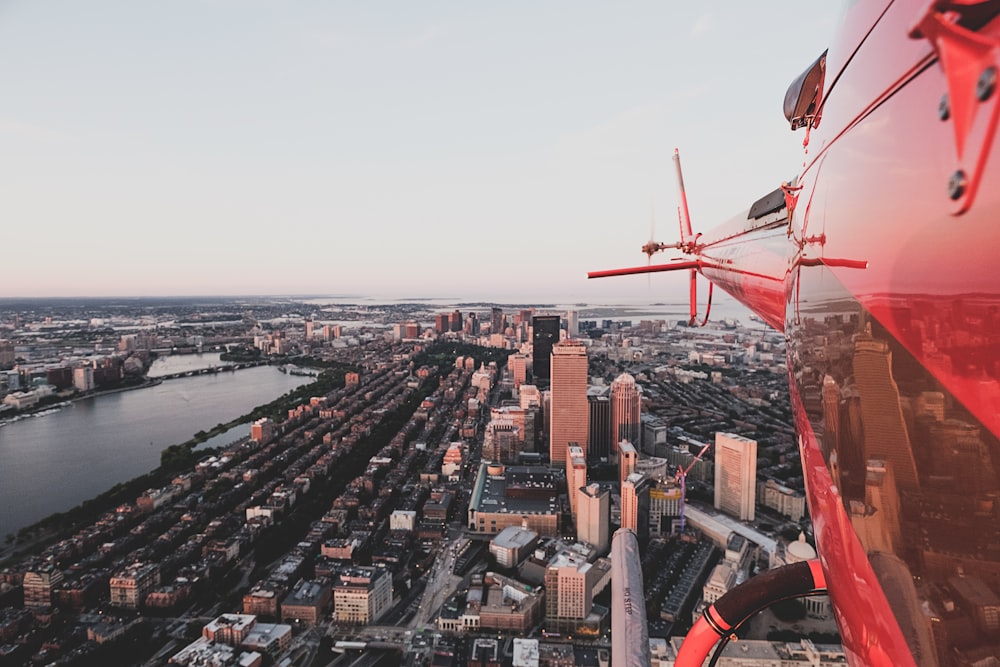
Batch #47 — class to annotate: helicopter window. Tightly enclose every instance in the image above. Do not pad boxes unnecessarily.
[747,187,786,220]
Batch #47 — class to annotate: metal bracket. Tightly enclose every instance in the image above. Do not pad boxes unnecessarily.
[911,0,1000,214]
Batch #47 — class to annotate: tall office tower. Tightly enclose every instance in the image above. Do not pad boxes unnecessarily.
[611,373,641,456]
[510,354,528,389]
[618,441,638,487]
[577,483,610,553]
[565,310,578,338]
[566,444,587,519]
[621,472,652,544]
[404,321,420,339]
[587,386,612,460]
[23,564,63,609]
[713,432,758,521]
[450,309,463,332]
[852,327,920,493]
[304,319,314,341]
[491,307,504,335]
[640,413,667,455]
[549,340,589,463]
[435,313,450,334]
[531,315,561,386]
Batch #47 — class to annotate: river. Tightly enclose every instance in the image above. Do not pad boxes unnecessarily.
[0,354,311,540]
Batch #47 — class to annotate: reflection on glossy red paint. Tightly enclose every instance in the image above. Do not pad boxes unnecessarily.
[592,1,1000,664]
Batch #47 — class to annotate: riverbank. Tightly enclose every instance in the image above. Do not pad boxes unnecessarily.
[0,363,353,563]
[2,358,278,428]
[0,365,317,549]
[0,378,163,427]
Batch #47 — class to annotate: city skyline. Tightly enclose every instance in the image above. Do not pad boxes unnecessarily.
[0,292,832,664]
[1,1,840,299]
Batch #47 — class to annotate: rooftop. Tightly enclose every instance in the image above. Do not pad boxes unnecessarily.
[493,526,539,550]
[204,613,255,635]
[471,463,561,516]
[283,579,327,606]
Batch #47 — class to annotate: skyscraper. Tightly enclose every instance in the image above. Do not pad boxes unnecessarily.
[713,432,758,521]
[618,441,638,487]
[577,483,610,553]
[852,329,920,493]
[565,310,578,338]
[531,315,561,386]
[566,444,587,519]
[587,386,612,460]
[491,307,504,335]
[611,373,641,455]
[549,340,589,463]
[621,472,651,544]
[640,413,667,456]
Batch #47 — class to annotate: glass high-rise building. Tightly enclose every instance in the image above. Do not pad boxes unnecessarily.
[587,386,611,460]
[532,315,561,386]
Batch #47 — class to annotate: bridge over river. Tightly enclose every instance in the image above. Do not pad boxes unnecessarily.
[153,360,268,380]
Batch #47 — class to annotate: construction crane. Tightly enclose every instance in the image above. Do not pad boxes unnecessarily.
[678,441,711,533]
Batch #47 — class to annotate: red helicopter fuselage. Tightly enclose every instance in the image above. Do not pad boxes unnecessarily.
[595,1,1000,664]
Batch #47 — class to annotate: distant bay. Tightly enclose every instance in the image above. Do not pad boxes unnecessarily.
[0,355,311,540]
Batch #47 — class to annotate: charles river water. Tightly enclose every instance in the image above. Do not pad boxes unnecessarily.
[0,354,312,541]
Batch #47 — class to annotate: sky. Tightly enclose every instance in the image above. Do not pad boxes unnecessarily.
[0,1,842,302]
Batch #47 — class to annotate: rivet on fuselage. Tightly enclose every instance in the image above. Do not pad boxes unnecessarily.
[977,66,997,102]
[938,93,950,120]
[948,170,967,200]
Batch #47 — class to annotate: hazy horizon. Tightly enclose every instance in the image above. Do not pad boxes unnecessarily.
[1,1,841,299]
